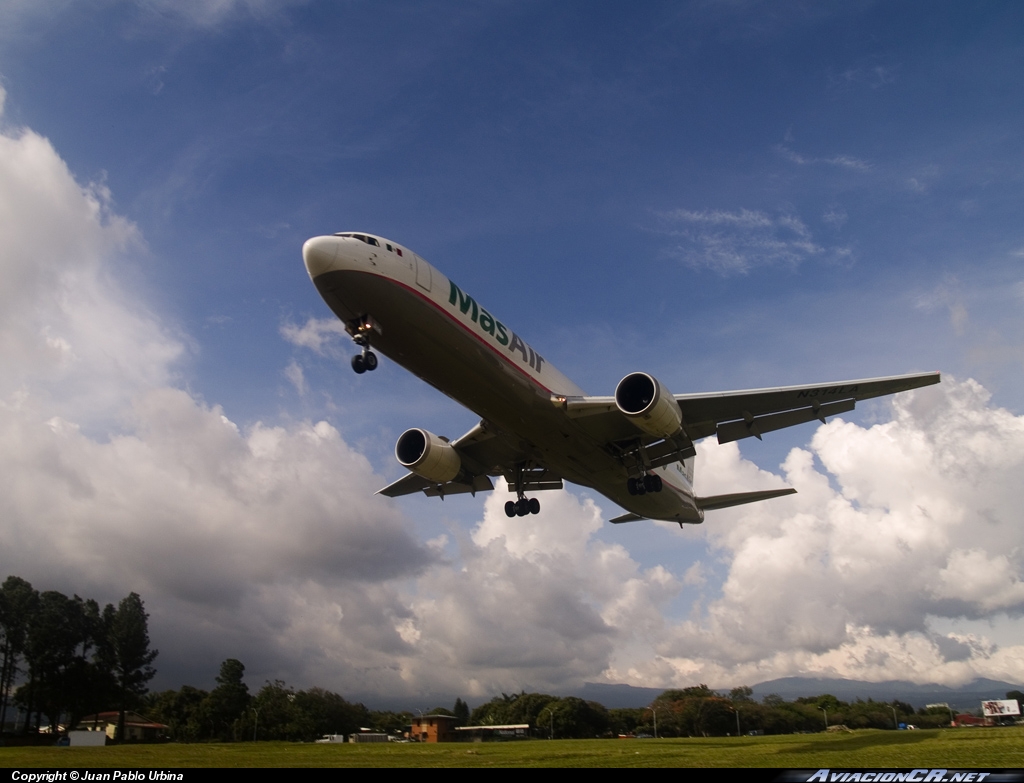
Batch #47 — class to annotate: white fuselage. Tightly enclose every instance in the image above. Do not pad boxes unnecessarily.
[303,232,703,523]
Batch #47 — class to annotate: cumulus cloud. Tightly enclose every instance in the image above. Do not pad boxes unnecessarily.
[0,85,437,694]
[280,316,349,356]
[393,490,681,697]
[659,208,850,274]
[0,104,181,424]
[639,378,1024,689]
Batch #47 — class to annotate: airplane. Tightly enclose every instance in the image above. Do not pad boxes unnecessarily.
[302,231,940,525]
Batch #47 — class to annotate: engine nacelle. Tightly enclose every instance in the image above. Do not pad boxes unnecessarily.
[395,428,461,484]
[614,372,683,439]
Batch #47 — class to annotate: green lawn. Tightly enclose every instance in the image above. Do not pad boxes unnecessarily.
[3,728,1024,768]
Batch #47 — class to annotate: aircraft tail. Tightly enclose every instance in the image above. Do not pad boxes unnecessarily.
[695,487,796,511]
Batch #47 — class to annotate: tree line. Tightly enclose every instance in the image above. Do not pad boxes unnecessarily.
[459,685,1019,738]
[144,678,1015,743]
[0,575,157,740]
[145,659,382,742]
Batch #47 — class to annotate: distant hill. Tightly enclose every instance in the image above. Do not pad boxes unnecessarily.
[364,676,1024,712]
[575,677,1024,712]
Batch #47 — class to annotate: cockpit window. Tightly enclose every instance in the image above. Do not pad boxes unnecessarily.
[332,233,383,248]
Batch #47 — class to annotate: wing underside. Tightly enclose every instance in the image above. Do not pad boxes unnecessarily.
[377,420,564,498]
[558,371,939,447]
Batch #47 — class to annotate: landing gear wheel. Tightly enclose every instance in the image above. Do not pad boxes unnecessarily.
[529,498,540,515]
[627,477,637,496]
[351,354,366,374]
[364,351,378,371]
[505,501,516,518]
[515,498,530,517]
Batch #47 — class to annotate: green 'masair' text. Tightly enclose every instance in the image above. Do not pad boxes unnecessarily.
[449,280,545,373]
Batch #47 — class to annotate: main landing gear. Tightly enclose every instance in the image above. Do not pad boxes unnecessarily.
[505,497,541,517]
[349,316,378,374]
[627,473,663,496]
[505,463,541,517]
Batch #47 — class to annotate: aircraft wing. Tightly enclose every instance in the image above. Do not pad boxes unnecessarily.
[377,420,559,498]
[676,371,940,443]
[378,471,493,498]
[558,371,940,448]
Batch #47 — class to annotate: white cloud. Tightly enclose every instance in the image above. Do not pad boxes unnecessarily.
[284,359,307,395]
[0,103,181,423]
[396,490,681,696]
[659,208,849,274]
[133,0,307,28]
[776,145,871,171]
[830,63,899,91]
[280,316,349,356]
[0,0,307,35]
[822,206,848,228]
[641,377,1024,688]
[0,86,436,695]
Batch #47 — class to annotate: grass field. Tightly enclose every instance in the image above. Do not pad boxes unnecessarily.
[2,728,1024,768]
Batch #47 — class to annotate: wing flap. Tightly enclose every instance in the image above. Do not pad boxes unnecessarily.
[716,398,855,444]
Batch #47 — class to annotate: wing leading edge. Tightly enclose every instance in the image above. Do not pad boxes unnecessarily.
[559,371,939,446]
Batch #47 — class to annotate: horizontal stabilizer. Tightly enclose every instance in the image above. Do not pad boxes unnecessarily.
[696,487,796,511]
[609,512,646,524]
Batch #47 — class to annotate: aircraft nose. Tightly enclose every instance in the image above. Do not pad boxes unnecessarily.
[302,235,340,279]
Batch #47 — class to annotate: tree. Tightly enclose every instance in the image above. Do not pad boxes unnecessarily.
[20,590,85,733]
[546,697,609,739]
[206,659,250,741]
[145,686,208,742]
[453,697,469,724]
[0,577,38,732]
[245,681,309,741]
[108,593,158,741]
[292,687,370,740]
[730,685,754,702]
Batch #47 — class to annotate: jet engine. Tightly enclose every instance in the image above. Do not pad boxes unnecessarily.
[614,372,683,438]
[395,428,461,484]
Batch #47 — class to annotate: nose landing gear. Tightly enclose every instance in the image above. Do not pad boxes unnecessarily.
[351,350,377,374]
[349,316,379,374]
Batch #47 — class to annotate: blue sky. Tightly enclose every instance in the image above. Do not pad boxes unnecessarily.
[1,1,1023,703]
